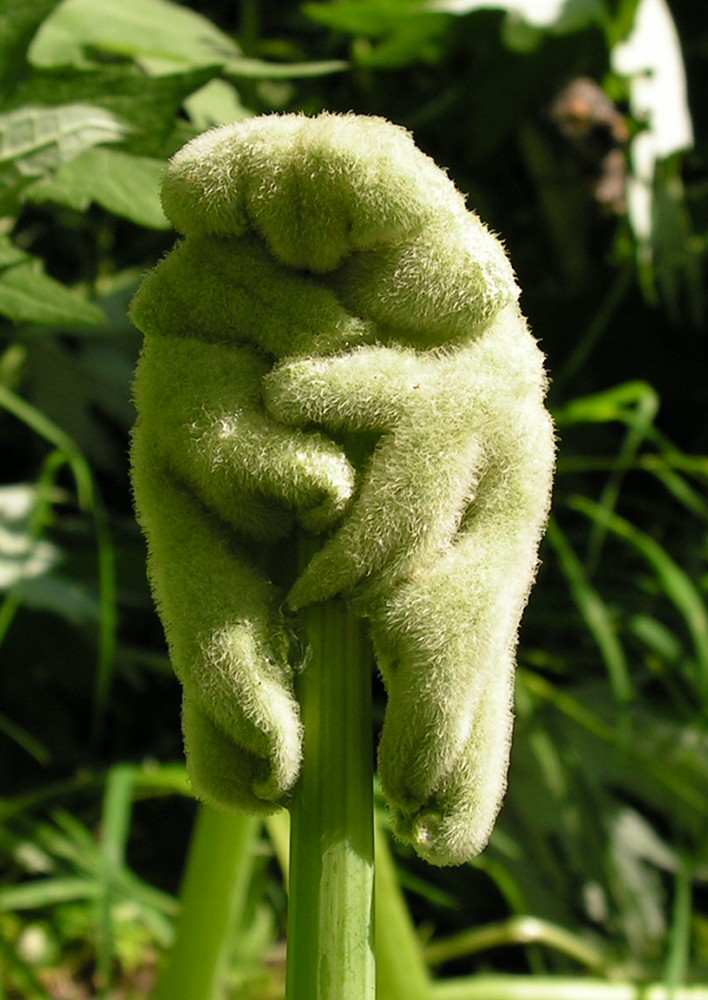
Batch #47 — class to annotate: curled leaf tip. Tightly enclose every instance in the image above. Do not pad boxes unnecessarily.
[130,112,554,865]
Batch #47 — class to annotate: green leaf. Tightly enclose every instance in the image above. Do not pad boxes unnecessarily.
[0,102,130,211]
[302,1,423,35]
[628,612,683,665]
[0,234,29,269]
[26,147,169,229]
[554,380,658,426]
[183,78,249,130]
[302,0,452,67]
[0,260,104,326]
[30,0,347,81]
[0,0,59,93]
[30,0,242,71]
[7,65,219,158]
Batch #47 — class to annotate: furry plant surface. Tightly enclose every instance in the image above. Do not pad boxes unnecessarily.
[130,112,555,866]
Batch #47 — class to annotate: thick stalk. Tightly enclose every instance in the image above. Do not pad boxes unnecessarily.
[285,572,375,999]
[155,805,259,1000]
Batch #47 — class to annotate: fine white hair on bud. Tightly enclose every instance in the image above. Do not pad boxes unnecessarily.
[130,112,555,864]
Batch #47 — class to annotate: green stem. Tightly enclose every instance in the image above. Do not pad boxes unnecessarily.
[285,577,375,999]
[155,805,260,1000]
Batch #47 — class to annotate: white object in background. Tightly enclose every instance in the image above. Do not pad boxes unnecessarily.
[613,0,694,246]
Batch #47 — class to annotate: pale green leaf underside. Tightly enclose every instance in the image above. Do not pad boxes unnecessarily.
[29,0,241,70]
[0,102,130,208]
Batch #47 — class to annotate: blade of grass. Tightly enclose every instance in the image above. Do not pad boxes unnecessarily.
[550,268,632,395]
[585,384,659,572]
[154,805,260,1000]
[553,381,661,571]
[663,856,694,990]
[571,496,708,690]
[96,765,134,998]
[425,915,610,974]
[265,810,291,881]
[375,822,431,999]
[0,710,50,764]
[546,517,633,703]
[0,384,118,735]
[0,876,100,911]
[519,669,706,815]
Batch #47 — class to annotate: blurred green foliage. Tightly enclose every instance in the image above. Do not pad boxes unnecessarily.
[0,0,706,997]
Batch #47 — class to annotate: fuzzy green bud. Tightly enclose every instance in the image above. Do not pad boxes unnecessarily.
[130,112,554,864]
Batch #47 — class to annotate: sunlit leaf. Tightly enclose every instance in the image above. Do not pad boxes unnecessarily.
[183,78,249,130]
[0,102,130,211]
[6,65,218,158]
[29,0,241,71]
[554,381,658,426]
[26,147,169,229]
[7,574,101,624]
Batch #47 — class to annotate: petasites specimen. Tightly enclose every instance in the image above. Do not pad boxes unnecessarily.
[130,112,555,866]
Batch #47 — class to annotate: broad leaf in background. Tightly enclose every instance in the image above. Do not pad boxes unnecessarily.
[0,102,131,212]
[26,147,169,230]
[29,0,242,73]
[0,261,104,326]
[302,0,452,67]
[0,234,104,327]
[29,0,347,80]
[5,65,220,159]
